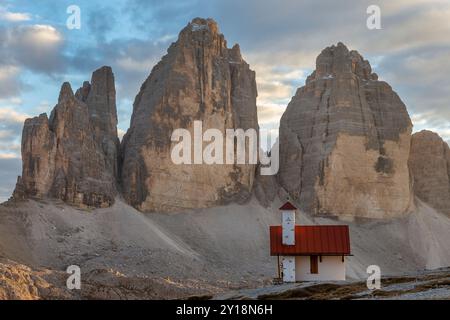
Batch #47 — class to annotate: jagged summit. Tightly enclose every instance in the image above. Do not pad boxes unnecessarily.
[186,17,220,34]
[75,81,91,102]
[170,18,243,64]
[306,42,378,83]
[13,66,119,208]
[58,82,74,102]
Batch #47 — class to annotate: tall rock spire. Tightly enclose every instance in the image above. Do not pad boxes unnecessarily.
[278,43,413,218]
[83,66,120,180]
[120,18,259,212]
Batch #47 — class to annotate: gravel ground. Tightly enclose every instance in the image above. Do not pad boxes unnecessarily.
[0,197,449,299]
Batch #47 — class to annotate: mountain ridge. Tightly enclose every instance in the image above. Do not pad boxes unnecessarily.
[7,19,450,221]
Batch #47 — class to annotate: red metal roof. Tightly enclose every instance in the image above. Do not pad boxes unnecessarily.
[270,225,351,256]
[279,201,297,210]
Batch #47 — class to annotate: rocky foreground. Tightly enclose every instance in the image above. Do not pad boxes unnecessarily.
[0,257,233,300]
[213,267,450,300]
[1,258,448,300]
[1,195,449,299]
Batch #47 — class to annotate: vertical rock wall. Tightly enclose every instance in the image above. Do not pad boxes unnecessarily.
[409,130,450,216]
[121,18,259,212]
[278,43,413,218]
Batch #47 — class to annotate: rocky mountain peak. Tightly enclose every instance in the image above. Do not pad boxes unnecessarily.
[185,17,221,38]
[77,65,119,180]
[279,43,413,218]
[88,66,116,111]
[174,18,230,59]
[75,81,91,102]
[13,66,119,208]
[121,18,258,212]
[58,82,75,103]
[12,19,256,213]
[229,44,243,62]
[307,42,376,84]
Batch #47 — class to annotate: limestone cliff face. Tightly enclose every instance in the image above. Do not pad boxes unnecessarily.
[13,114,56,200]
[278,43,413,218]
[121,18,258,212]
[409,130,450,216]
[76,66,120,180]
[13,67,119,208]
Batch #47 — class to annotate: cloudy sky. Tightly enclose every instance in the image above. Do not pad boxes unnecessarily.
[0,0,449,201]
